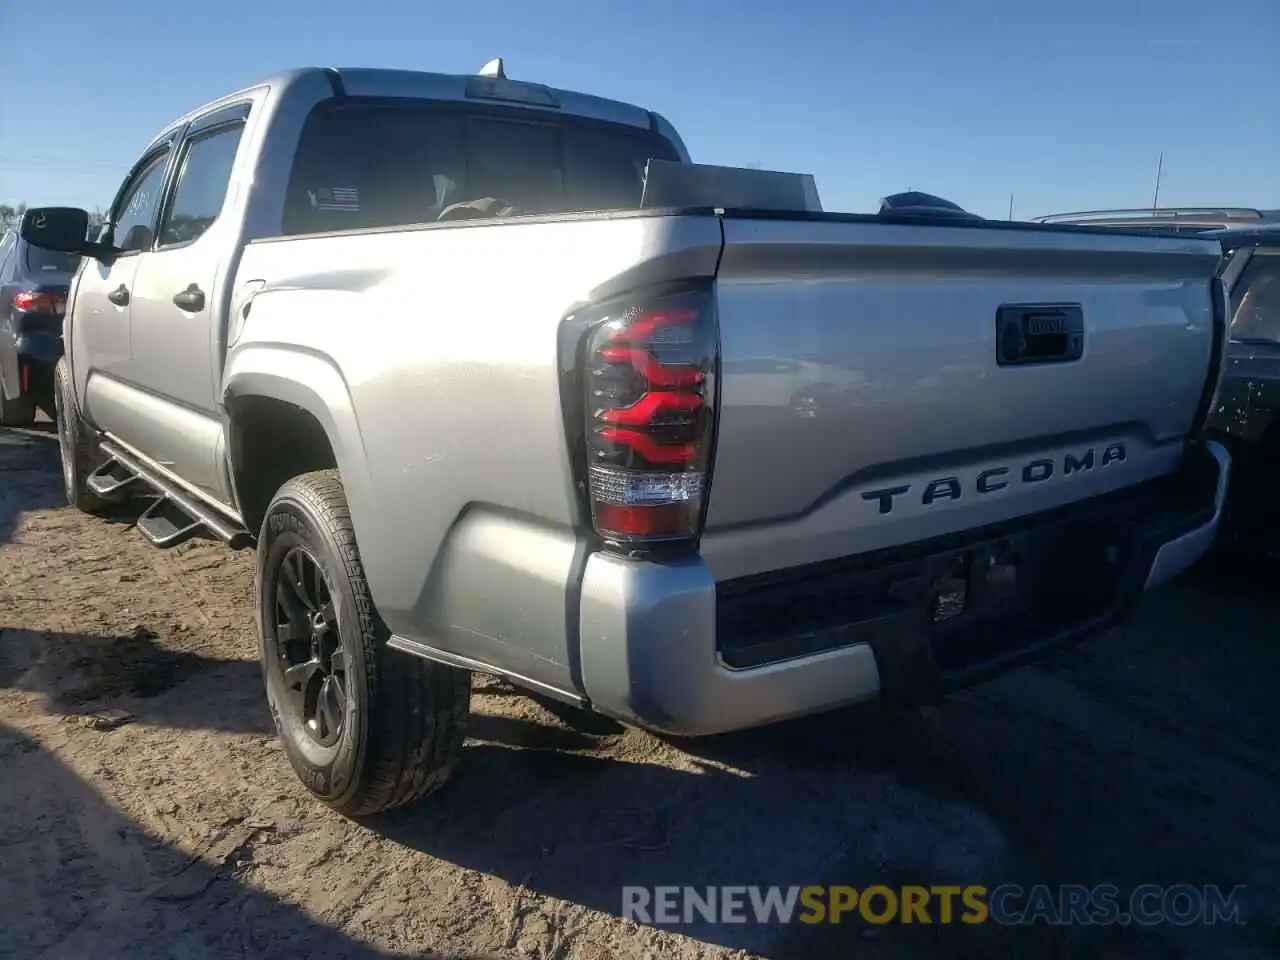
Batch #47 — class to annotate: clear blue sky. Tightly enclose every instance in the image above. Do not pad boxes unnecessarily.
[2,0,1275,220]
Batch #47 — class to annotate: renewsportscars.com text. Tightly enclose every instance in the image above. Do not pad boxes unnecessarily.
[622,884,1247,927]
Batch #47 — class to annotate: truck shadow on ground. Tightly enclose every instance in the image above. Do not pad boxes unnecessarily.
[377,561,1280,959]
[0,626,275,736]
[0,424,66,544]
[0,422,228,546]
[0,720,490,960]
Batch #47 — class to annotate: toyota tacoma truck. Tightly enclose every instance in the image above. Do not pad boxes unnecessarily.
[20,62,1231,816]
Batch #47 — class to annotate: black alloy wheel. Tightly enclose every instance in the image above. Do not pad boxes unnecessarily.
[256,470,471,816]
[271,547,348,748]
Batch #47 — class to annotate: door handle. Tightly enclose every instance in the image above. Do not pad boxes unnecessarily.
[173,283,206,313]
[107,284,130,307]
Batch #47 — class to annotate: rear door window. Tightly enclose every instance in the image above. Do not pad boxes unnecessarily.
[283,99,680,236]
[158,122,245,248]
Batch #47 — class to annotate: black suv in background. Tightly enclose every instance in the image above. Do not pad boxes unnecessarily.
[1032,208,1280,556]
[0,229,80,425]
[1205,223,1280,555]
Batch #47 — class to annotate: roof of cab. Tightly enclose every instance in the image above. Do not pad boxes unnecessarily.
[147,65,660,151]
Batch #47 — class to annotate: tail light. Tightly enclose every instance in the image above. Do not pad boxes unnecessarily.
[576,286,719,548]
[13,291,66,315]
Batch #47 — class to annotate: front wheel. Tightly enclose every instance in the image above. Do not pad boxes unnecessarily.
[256,470,471,816]
[51,358,107,513]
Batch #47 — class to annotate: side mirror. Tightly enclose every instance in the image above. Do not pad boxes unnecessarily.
[20,206,91,255]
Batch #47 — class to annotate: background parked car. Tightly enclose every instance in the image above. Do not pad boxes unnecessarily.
[0,229,79,425]
[1203,223,1280,556]
[1030,205,1280,235]
[1031,208,1280,558]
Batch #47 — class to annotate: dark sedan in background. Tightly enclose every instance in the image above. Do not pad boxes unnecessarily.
[0,229,80,425]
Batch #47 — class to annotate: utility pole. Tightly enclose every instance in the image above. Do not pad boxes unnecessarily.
[1008,194,1014,221]
[1152,152,1164,212]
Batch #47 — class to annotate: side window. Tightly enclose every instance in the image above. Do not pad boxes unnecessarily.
[1230,255,1280,342]
[110,151,171,254]
[158,123,244,248]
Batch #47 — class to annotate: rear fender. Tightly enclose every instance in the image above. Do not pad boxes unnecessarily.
[222,343,380,585]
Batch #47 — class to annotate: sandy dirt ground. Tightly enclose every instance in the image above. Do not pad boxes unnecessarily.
[1,422,1278,959]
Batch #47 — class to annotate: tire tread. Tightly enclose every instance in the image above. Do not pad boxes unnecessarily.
[52,359,107,514]
[271,470,470,816]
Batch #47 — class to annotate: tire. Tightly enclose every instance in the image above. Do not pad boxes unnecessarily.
[0,374,35,427]
[256,470,471,816]
[51,358,107,514]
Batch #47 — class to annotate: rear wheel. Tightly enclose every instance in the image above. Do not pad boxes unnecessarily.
[51,358,107,513]
[256,470,471,816]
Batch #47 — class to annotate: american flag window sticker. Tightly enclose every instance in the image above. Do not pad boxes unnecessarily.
[308,186,361,212]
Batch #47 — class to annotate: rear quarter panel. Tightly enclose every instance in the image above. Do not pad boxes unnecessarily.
[224,212,721,687]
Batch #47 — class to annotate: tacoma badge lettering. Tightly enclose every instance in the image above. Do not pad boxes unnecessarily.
[861,443,1128,515]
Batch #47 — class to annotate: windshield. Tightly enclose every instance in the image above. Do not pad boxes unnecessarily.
[24,244,80,275]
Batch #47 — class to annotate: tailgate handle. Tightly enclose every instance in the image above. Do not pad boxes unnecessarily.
[996,303,1084,366]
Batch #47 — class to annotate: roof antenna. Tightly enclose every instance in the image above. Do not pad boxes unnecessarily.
[477,57,506,79]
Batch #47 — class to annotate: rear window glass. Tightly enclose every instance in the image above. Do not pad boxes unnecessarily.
[282,99,680,236]
[24,244,80,274]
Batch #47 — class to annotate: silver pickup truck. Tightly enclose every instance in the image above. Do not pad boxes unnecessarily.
[20,63,1231,815]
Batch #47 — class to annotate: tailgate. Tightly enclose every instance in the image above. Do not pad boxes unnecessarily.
[701,214,1224,581]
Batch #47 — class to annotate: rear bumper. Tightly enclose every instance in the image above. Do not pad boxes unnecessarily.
[578,440,1230,736]
[13,335,60,405]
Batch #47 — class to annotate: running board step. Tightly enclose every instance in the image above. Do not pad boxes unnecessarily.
[86,458,141,498]
[97,439,252,549]
[136,496,204,548]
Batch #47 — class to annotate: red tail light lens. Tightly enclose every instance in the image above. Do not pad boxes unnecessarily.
[13,291,65,315]
[581,288,718,545]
